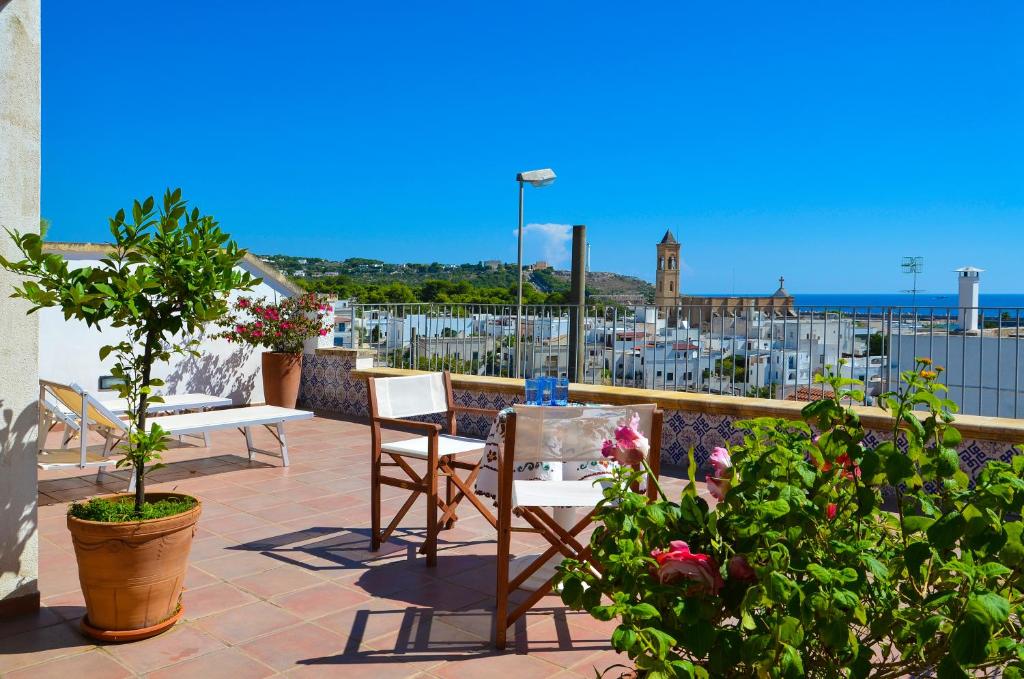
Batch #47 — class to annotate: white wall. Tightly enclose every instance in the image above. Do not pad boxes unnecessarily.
[38,254,299,405]
[0,0,41,610]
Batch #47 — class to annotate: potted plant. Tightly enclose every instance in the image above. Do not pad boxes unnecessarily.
[219,293,332,408]
[0,188,257,641]
[558,360,1024,678]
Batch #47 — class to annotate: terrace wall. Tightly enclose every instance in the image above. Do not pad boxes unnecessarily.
[300,348,1024,477]
[0,0,41,614]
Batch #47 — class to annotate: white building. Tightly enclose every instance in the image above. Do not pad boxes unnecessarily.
[956,266,983,334]
[38,243,309,405]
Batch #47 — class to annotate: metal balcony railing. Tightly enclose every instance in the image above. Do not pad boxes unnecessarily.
[338,302,1024,418]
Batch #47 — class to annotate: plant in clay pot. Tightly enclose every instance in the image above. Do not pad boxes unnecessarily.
[0,188,257,640]
[218,293,332,407]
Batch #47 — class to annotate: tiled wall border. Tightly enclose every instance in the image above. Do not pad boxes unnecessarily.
[300,349,1021,476]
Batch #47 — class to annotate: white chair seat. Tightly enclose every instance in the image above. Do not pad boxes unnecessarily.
[381,434,486,459]
[512,479,606,508]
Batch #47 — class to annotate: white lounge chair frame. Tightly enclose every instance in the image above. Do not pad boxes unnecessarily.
[40,387,232,449]
[37,380,313,490]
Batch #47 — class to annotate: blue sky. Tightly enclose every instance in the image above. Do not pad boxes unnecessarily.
[43,1,1022,293]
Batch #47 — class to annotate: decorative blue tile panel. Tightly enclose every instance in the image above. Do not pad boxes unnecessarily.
[299,356,1021,482]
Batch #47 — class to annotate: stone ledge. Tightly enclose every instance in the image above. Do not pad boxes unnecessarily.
[351,366,1024,445]
[314,346,376,358]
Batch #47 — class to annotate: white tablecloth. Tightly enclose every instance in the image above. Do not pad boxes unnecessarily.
[472,406,614,503]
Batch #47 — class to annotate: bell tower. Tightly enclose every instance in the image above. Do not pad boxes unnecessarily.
[655,229,680,310]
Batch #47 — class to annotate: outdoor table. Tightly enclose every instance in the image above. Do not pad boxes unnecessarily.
[474,404,615,591]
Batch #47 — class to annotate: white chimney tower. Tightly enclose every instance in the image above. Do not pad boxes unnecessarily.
[955,266,983,334]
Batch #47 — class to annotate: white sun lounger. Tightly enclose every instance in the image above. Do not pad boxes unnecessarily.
[41,388,233,449]
[37,380,313,489]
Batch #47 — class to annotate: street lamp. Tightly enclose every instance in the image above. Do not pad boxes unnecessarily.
[515,168,556,378]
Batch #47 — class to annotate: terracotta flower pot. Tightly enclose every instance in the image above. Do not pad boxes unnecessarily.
[262,351,303,408]
[67,493,201,641]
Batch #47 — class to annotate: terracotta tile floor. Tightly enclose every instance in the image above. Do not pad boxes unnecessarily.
[5,412,703,677]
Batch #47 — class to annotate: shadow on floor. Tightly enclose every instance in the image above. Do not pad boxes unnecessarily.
[38,454,274,504]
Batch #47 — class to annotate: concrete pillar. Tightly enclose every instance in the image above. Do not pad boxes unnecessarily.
[0,0,42,615]
[567,225,586,382]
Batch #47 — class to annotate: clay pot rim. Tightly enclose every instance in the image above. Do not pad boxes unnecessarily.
[263,350,303,356]
[80,604,185,643]
[66,492,202,528]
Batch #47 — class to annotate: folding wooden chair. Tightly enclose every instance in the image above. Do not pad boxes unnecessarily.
[494,404,663,649]
[367,371,499,566]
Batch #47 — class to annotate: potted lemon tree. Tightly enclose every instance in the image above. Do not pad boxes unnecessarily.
[0,188,257,640]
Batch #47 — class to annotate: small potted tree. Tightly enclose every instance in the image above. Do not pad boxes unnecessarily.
[219,293,332,408]
[0,189,257,641]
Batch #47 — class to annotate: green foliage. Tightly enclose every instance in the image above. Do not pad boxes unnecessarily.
[68,495,196,522]
[1,189,257,511]
[219,293,332,353]
[558,359,1024,678]
[868,332,888,356]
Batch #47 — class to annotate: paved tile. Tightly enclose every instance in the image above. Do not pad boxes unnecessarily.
[20,414,692,676]
[182,581,259,620]
[106,624,226,674]
[273,581,371,620]
[237,623,347,671]
[3,648,132,678]
[195,600,304,644]
[0,622,94,674]
[145,646,277,679]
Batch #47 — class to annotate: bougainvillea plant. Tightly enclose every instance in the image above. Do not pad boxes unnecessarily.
[558,360,1024,678]
[219,293,332,354]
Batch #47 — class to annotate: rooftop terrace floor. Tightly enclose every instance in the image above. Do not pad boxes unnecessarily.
[5,413,703,678]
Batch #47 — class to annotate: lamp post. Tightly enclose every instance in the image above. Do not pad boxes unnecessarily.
[515,168,556,378]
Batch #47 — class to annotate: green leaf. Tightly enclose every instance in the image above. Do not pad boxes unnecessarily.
[927,512,966,551]
[942,426,963,447]
[951,616,990,665]
[903,515,935,533]
[937,654,969,679]
[758,498,791,519]
[966,592,1010,627]
[885,452,915,484]
[1000,522,1024,567]
[629,603,661,620]
[611,625,637,652]
[904,541,932,580]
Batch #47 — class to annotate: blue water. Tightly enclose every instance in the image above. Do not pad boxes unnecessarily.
[695,293,1024,312]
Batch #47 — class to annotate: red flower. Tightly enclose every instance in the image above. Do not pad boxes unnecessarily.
[826,503,838,520]
[319,328,329,336]
[651,541,724,595]
[818,452,860,481]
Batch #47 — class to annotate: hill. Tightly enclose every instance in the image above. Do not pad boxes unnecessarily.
[257,254,654,304]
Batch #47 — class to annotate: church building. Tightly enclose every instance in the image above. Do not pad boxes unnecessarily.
[652,229,794,325]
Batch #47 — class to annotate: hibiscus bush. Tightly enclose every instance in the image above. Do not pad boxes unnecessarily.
[558,360,1024,678]
[219,292,332,353]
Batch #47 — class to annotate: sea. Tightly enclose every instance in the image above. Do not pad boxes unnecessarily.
[696,293,1024,315]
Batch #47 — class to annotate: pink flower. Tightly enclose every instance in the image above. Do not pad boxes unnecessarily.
[601,412,650,466]
[651,541,724,595]
[826,503,837,520]
[237,298,250,309]
[728,555,757,582]
[319,328,329,336]
[706,447,733,501]
[709,447,732,476]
